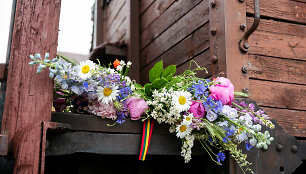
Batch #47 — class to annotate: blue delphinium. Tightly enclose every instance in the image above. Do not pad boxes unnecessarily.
[217,152,226,164]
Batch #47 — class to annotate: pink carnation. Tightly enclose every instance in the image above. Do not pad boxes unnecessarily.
[88,99,117,120]
[189,100,205,118]
[209,77,234,105]
[126,97,148,120]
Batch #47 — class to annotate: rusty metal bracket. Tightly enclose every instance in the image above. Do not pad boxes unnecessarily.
[40,121,70,174]
[239,0,260,53]
[231,99,306,174]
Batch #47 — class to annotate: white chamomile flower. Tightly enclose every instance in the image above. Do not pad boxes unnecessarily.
[116,65,123,71]
[97,86,119,104]
[184,113,194,125]
[172,91,192,112]
[176,121,192,139]
[78,60,96,80]
[127,61,132,67]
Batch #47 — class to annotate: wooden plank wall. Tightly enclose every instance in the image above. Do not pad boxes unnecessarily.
[139,0,211,84]
[246,0,306,137]
[104,0,128,43]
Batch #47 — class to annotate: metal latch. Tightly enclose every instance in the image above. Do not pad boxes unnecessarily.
[239,0,260,53]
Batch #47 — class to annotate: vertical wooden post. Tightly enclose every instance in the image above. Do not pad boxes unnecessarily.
[1,0,61,173]
[210,0,248,92]
[126,0,140,82]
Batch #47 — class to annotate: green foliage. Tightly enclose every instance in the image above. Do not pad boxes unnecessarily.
[145,60,176,97]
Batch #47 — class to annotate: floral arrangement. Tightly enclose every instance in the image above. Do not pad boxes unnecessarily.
[29,53,275,173]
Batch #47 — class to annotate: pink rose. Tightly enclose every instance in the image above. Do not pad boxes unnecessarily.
[209,77,234,105]
[126,97,148,120]
[189,100,205,118]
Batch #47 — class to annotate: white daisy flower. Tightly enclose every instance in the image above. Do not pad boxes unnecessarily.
[176,121,192,139]
[78,60,96,80]
[172,91,192,112]
[184,113,194,125]
[97,86,119,104]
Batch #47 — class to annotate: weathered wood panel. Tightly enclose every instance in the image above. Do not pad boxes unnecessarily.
[106,2,127,42]
[140,22,210,83]
[140,0,155,15]
[247,0,306,24]
[140,0,202,49]
[249,79,306,111]
[140,0,209,69]
[140,0,176,32]
[247,17,306,38]
[248,30,306,61]
[1,0,61,173]
[247,54,306,85]
[105,0,126,31]
[262,107,306,137]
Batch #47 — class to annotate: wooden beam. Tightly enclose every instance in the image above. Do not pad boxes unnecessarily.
[126,0,140,82]
[1,0,61,173]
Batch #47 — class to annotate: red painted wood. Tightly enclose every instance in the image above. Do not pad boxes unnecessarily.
[1,0,61,173]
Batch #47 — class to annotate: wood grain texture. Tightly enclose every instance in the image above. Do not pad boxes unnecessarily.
[1,0,61,173]
[140,0,176,32]
[140,0,202,49]
[105,0,126,32]
[247,17,306,38]
[247,54,306,85]
[247,0,306,24]
[249,79,306,110]
[140,23,210,83]
[262,107,306,137]
[247,18,306,61]
[106,2,127,42]
[248,29,306,61]
[140,0,209,70]
[140,0,155,15]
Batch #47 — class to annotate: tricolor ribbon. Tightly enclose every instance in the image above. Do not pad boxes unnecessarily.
[139,118,154,161]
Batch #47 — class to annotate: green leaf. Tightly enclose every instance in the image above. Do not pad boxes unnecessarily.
[144,83,152,96]
[149,60,163,83]
[161,65,176,79]
[151,78,166,89]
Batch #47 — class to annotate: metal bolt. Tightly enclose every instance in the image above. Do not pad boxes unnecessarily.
[240,24,246,31]
[242,66,248,73]
[243,42,250,49]
[242,88,248,93]
[291,145,298,153]
[211,0,216,8]
[211,27,217,36]
[276,144,283,152]
[212,56,218,63]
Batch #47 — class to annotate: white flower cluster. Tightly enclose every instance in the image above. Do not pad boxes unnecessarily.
[147,88,181,125]
[181,135,195,163]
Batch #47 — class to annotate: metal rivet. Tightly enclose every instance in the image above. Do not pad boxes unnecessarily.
[291,145,298,153]
[243,43,250,49]
[242,88,248,93]
[212,56,218,63]
[242,66,248,73]
[240,24,246,31]
[211,0,216,8]
[211,27,217,35]
[276,144,283,152]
